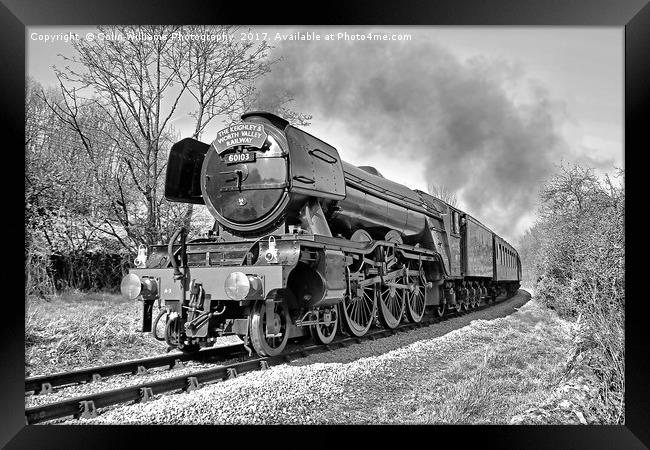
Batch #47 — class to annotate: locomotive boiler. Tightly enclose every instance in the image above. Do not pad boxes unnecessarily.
[121,111,521,356]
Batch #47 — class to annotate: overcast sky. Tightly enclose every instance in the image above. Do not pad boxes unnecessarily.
[27,26,623,244]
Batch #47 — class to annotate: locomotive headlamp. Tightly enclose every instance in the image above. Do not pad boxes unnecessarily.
[120,274,158,300]
[121,273,142,300]
[224,272,250,300]
[224,272,263,300]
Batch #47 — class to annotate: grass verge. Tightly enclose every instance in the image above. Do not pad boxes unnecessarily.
[321,298,587,424]
[25,290,169,376]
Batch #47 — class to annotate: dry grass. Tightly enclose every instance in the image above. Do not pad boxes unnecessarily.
[26,291,585,425]
[25,290,168,376]
[364,300,575,424]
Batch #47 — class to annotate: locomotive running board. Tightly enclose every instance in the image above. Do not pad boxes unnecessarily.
[291,234,440,260]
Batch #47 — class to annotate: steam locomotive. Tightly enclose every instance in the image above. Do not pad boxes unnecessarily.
[120,112,521,356]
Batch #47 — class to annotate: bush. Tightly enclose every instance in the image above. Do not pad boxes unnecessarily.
[49,250,129,292]
[529,164,624,423]
[25,242,56,298]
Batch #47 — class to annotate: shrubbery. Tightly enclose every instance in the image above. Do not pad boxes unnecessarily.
[25,248,129,298]
[522,164,624,423]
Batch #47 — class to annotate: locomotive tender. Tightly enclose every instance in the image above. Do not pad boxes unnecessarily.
[120,112,521,356]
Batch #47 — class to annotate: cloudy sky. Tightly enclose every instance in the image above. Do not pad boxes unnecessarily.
[27,26,623,244]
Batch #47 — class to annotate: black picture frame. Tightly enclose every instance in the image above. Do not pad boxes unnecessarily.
[5,0,648,448]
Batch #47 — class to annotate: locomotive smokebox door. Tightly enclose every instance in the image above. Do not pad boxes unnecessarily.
[200,118,291,232]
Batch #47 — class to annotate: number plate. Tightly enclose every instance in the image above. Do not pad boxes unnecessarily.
[225,152,256,165]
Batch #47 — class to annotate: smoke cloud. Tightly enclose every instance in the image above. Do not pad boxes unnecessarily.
[255,35,568,242]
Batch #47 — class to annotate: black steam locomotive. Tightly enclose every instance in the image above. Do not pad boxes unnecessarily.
[121,112,521,356]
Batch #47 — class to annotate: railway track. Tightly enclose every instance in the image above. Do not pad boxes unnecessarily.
[25,291,528,425]
[25,343,247,395]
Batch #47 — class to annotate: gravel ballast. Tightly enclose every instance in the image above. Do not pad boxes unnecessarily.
[25,336,244,409]
[61,290,572,425]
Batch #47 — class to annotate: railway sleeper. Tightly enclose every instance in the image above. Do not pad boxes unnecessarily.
[140,387,155,403]
[186,376,201,392]
[78,400,97,419]
[172,359,185,370]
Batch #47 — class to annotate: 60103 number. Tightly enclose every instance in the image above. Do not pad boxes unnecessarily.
[225,152,256,165]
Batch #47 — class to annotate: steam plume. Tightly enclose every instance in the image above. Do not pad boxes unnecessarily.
[255,34,568,241]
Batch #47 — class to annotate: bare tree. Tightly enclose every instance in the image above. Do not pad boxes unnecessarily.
[428,182,458,207]
[532,164,624,423]
[173,26,274,139]
[243,86,313,127]
[44,25,313,249]
[26,78,110,295]
[173,26,274,227]
[43,25,193,248]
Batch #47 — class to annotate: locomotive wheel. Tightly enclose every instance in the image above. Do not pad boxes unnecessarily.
[468,283,477,309]
[250,300,290,357]
[310,308,338,345]
[456,283,468,312]
[378,274,406,329]
[405,262,426,323]
[341,276,377,337]
[476,281,483,308]
[180,344,201,354]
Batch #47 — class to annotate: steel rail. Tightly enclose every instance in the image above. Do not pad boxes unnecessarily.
[25,292,526,425]
[25,343,246,395]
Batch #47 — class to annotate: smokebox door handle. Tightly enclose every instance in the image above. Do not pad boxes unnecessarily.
[308,149,337,164]
[293,175,315,184]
